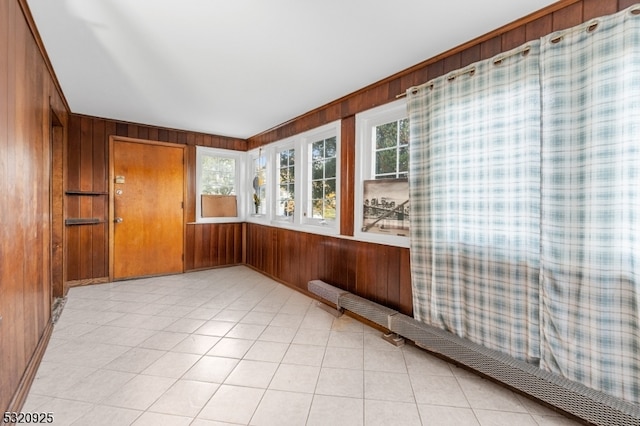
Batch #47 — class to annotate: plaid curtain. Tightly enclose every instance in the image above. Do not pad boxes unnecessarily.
[539,7,640,402]
[408,5,640,404]
[408,42,543,363]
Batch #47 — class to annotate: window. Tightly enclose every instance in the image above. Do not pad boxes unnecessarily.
[276,146,296,221]
[355,99,409,247]
[308,135,337,224]
[246,121,340,235]
[195,146,244,222]
[250,150,267,216]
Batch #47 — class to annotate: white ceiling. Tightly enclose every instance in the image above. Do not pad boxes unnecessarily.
[27,0,558,139]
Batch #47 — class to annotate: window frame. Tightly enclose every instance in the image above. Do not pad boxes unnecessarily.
[301,124,340,229]
[355,99,410,248]
[195,146,245,223]
[245,121,341,236]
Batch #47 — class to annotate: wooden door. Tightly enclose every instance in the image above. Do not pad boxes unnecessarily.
[110,138,185,280]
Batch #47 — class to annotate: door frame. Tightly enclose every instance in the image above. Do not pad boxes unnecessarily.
[108,136,188,281]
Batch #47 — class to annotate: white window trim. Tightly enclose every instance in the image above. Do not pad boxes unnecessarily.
[195,146,246,223]
[245,121,341,236]
[354,99,410,248]
[270,137,298,226]
[246,147,271,222]
[300,124,340,230]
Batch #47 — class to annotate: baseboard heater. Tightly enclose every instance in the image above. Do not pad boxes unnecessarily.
[308,280,640,426]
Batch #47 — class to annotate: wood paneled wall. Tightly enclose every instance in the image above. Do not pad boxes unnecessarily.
[244,0,633,315]
[65,114,247,283]
[248,0,628,150]
[1,0,68,414]
[245,224,413,314]
[185,223,245,271]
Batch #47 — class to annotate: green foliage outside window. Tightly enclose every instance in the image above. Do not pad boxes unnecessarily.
[201,156,235,195]
[310,137,337,220]
[374,118,409,179]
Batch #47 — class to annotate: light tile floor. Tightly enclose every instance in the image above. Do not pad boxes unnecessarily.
[23,266,582,425]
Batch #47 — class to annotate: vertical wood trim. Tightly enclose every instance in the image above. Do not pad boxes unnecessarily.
[340,116,355,236]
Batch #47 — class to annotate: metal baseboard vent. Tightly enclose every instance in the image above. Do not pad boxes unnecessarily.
[308,280,640,426]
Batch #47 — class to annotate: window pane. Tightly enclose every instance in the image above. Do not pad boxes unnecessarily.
[312,140,324,161]
[399,118,409,145]
[307,134,337,222]
[375,122,398,149]
[399,146,409,173]
[312,181,324,200]
[312,160,324,180]
[325,178,336,195]
[375,149,397,176]
[325,137,337,157]
[278,148,296,219]
[252,154,267,215]
[325,158,336,178]
[201,156,235,195]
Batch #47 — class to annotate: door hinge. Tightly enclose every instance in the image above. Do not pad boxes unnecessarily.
[181,201,184,209]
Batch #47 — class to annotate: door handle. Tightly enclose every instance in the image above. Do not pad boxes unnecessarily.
[114,217,124,223]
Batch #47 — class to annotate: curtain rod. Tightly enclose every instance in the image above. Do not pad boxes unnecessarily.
[396,44,533,99]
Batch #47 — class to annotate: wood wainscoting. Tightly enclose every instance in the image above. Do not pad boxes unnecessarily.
[185,223,244,271]
[245,223,413,316]
[65,115,247,286]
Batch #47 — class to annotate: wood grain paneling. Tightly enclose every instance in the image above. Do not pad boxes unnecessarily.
[340,116,355,236]
[185,223,244,271]
[66,114,247,283]
[246,0,614,148]
[2,0,630,415]
[244,0,628,317]
[1,0,68,414]
[245,223,413,315]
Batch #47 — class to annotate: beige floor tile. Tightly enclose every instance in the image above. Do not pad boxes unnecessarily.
[23,267,585,426]
[364,370,414,402]
[322,346,364,370]
[101,375,176,410]
[55,368,135,403]
[291,328,330,346]
[315,367,363,398]
[364,348,407,373]
[183,356,238,383]
[327,330,364,349]
[198,385,264,424]
[250,389,313,426]
[103,347,167,374]
[257,325,297,343]
[171,334,220,355]
[149,379,219,417]
[457,376,528,412]
[131,411,192,426]
[138,331,189,351]
[142,352,202,378]
[70,405,142,426]
[410,374,470,407]
[364,400,422,426]
[307,394,363,426]
[282,344,326,366]
[244,340,289,363]
[473,409,538,426]
[207,337,254,358]
[225,323,266,340]
[269,363,320,393]
[418,404,480,426]
[224,359,278,388]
